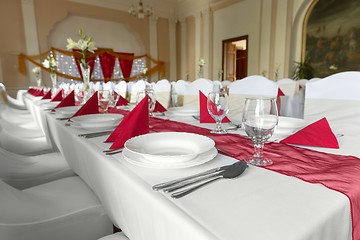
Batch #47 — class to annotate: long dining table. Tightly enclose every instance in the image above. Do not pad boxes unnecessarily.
[24,92,357,240]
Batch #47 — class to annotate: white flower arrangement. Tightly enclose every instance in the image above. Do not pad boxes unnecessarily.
[42,56,57,74]
[32,66,41,74]
[198,58,205,67]
[66,29,97,67]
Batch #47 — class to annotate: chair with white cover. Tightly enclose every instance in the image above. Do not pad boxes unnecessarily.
[115,81,127,98]
[153,79,171,109]
[171,80,189,107]
[304,71,360,122]
[98,232,129,240]
[0,124,52,155]
[183,78,214,108]
[129,80,146,103]
[0,146,74,189]
[228,75,278,122]
[0,176,113,240]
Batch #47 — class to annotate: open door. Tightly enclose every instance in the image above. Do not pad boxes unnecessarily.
[222,35,248,81]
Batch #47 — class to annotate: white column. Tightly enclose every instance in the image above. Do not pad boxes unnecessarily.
[169,18,177,81]
[179,18,187,80]
[21,0,40,85]
[195,12,201,79]
[149,15,158,82]
[202,8,210,79]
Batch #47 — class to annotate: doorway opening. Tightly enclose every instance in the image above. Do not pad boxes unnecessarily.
[222,35,248,81]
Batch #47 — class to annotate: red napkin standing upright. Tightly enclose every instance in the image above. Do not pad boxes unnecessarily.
[54,90,75,109]
[105,96,149,149]
[280,117,339,148]
[71,91,99,118]
[41,90,52,100]
[199,91,230,123]
[50,89,63,102]
[116,95,129,106]
[153,101,167,113]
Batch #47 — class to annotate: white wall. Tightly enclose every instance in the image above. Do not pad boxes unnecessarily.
[213,0,262,79]
[49,15,145,55]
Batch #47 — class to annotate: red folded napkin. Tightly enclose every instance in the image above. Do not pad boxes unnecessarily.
[153,101,167,113]
[277,88,285,97]
[199,91,230,123]
[71,91,99,118]
[41,90,52,100]
[50,89,63,102]
[54,90,75,109]
[280,117,339,148]
[33,89,44,96]
[116,95,129,106]
[105,96,149,149]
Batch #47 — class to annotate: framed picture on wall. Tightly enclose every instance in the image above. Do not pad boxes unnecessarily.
[304,0,360,77]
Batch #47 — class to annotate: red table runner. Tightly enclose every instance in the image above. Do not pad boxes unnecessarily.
[110,108,359,240]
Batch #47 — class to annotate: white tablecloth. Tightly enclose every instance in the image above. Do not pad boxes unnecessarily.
[43,108,352,240]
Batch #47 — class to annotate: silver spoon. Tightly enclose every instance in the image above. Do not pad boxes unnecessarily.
[171,160,248,199]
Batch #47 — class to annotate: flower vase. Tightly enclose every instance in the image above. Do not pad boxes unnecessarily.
[50,73,58,97]
[36,76,42,88]
[80,64,92,104]
[198,66,203,78]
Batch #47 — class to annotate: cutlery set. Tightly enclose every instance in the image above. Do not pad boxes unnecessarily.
[153,161,248,198]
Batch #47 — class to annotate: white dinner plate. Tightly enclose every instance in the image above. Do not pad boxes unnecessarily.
[277,116,305,129]
[122,147,218,169]
[166,107,199,116]
[55,106,81,118]
[71,113,123,128]
[125,132,215,163]
[70,121,118,131]
[39,101,60,110]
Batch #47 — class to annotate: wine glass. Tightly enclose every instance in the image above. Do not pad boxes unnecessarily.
[108,89,120,108]
[136,89,156,115]
[98,90,111,113]
[242,98,278,166]
[207,90,229,134]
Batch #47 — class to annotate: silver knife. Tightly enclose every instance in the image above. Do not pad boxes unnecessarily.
[152,162,238,191]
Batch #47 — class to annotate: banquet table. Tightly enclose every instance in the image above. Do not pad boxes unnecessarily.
[35,97,358,240]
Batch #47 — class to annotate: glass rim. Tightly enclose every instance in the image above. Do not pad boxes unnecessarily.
[244,97,276,101]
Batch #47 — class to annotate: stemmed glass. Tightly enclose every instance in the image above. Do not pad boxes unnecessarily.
[242,98,278,166]
[136,89,156,115]
[98,90,111,113]
[207,90,229,134]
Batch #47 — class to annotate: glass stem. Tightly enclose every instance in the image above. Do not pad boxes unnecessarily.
[253,142,264,159]
[215,118,222,131]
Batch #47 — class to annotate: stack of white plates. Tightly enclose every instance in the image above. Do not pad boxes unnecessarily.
[55,106,81,118]
[122,132,217,169]
[166,107,199,117]
[70,113,123,131]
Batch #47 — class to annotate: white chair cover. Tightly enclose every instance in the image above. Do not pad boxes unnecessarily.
[183,79,214,107]
[115,81,127,98]
[305,71,360,100]
[228,75,278,122]
[129,80,146,103]
[0,176,113,240]
[172,80,189,107]
[0,147,74,189]
[98,232,129,240]
[0,127,52,155]
[153,79,171,109]
[304,71,360,122]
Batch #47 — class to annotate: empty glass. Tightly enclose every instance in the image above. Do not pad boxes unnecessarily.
[207,90,229,134]
[98,90,111,113]
[242,98,278,166]
[136,84,156,115]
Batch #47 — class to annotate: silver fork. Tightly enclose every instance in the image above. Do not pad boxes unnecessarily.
[103,148,124,155]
